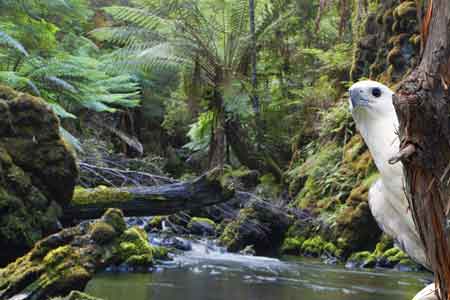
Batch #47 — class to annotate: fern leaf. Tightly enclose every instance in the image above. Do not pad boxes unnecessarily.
[0,31,28,56]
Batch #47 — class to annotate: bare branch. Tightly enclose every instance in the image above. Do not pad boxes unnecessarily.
[388,144,416,165]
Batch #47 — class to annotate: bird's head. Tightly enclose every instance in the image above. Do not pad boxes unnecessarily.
[348,80,395,116]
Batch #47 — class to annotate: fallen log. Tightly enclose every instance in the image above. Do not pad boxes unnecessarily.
[63,169,235,221]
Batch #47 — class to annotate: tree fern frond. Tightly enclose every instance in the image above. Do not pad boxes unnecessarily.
[0,71,40,95]
[104,6,171,31]
[0,31,28,56]
[48,102,77,119]
[59,126,83,153]
[44,76,77,93]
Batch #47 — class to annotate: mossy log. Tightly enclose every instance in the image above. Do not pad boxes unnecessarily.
[64,169,235,221]
[0,209,167,300]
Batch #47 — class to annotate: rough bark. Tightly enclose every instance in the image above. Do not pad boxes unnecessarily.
[63,168,235,221]
[393,1,450,299]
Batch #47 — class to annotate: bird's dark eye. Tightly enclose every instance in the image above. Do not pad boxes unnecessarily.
[372,87,382,98]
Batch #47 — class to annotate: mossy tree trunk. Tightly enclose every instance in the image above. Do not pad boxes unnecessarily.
[393,1,450,298]
[64,168,235,222]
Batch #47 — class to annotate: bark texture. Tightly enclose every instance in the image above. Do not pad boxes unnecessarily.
[393,1,450,299]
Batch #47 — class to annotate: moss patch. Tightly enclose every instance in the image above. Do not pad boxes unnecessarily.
[72,186,133,206]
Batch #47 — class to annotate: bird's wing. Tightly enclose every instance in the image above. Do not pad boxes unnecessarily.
[368,179,430,269]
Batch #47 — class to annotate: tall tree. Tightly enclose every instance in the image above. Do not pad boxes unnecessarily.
[392,1,450,299]
[92,0,288,173]
[249,0,262,149]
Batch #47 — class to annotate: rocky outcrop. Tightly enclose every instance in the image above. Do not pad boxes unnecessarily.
[218,200,291,255]
[0,85,78,266]
[0,209,168,300]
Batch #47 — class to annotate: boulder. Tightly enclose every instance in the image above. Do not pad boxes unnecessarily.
[218,200,291,255]
[187,217,216,236]
[0,209,168,300]
[0,85,78,266]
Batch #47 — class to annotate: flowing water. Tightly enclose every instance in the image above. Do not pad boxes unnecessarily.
[86,239,431,300]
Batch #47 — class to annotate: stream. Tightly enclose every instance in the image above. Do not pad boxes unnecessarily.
[86,239,431,300]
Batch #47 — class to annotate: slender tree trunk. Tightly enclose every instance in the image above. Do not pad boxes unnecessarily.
[249,0,262,149]
[393,1,450,299]
[208,89,226,169]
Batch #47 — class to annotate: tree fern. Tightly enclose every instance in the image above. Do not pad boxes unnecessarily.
[0,30,28,56]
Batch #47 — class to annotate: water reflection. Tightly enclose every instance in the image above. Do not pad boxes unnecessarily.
[87,254,431,300]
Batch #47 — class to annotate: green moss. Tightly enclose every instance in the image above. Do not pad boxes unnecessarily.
[218,219,239,247]
[373,234,394,258]
[301,236,325,257]
[188,217,216,228]
[393,1,416,18]
[348,251,377,268]
[387,47,402,67]
[113,227,169,266]
[0,209,169,300]
[383,247,409,264]
[281,237,304,254]
[150,246,169,260]
[72,186,133,206]
[102,208,127,233]
[125,254,153,266]
[43,245,77,267]
[349,251,372,261]
[0,85,18,100]
[90,222,117,245]
[147,216,166,229]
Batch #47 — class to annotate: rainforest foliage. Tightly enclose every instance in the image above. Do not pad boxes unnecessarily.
[0,0,422,273]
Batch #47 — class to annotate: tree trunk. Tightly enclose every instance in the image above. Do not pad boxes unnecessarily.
[249,0,262,149]
[393,1,450,299]
[208,89,226,169]
[63,168,234,222]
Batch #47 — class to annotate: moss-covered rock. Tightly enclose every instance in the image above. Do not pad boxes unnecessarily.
[0,85,78,266]
[281,237,305,255]
[0,209,168,300]
[90,222,117,245]
[145,215,167,231]
[187,217,216,236]
[218,200,291,255]
[346,251,377,269]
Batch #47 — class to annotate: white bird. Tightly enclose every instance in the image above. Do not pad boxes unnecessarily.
[349,80,435,299]
[348,80,429,269]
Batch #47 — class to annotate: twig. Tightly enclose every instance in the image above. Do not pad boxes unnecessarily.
[388,144,416,165]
